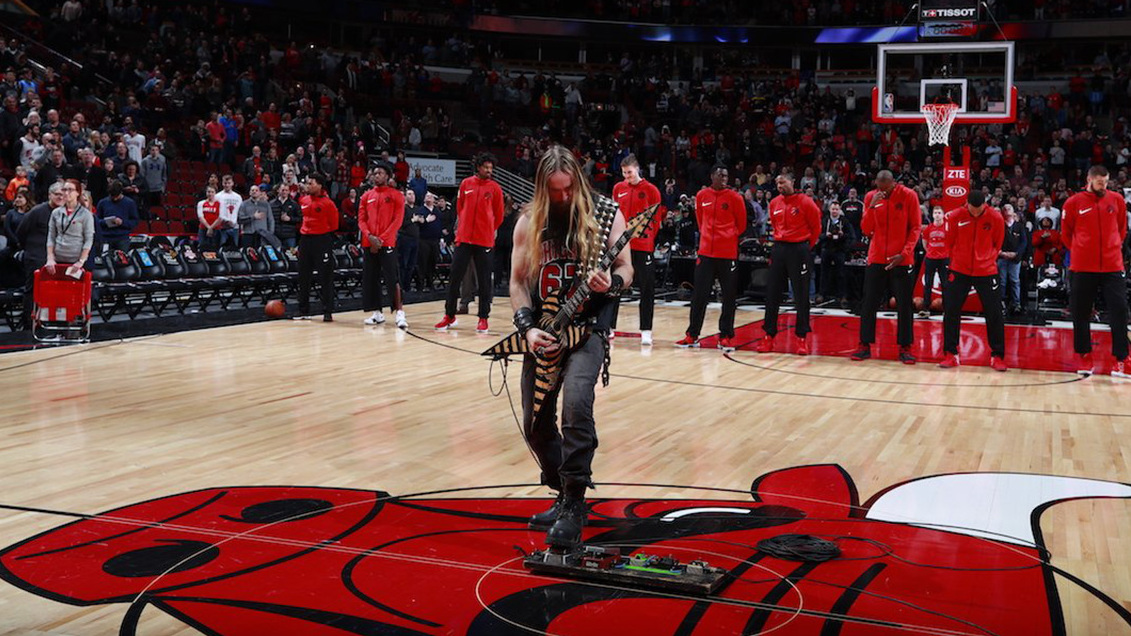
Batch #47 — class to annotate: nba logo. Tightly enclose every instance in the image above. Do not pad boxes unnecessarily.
[883,92,895,114]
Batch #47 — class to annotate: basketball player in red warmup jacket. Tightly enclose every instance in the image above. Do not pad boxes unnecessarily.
[293,173,339,321]
[358,161,408,329]
[1061,165,1130,377]
[610,154,663,346]
[435,153,504,333]
[852,170,922,364]
[675,164,746,351]
[755,172,821,355]
[920,205,949,318]
[939,190,1007,371]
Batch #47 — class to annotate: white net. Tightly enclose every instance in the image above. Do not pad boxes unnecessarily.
[922,103,960,146]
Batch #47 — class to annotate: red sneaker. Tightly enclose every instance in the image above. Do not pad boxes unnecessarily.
[754,335,774,353]
[434,315,458,331]
[793,335,809,356]
[1076,353,1095,376]
[1112,358,1130,379]
[718,337,736,352]
[938,353,960,369]
[849,344,871,361]
[674,334,700,348]
[476,318,489,333]
[989,355,1008,372]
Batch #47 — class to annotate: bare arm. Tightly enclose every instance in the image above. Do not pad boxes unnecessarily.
[509,213,533,313]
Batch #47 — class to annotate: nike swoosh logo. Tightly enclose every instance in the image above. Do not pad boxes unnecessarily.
[772,210,783,215]
[702,202,713,206]
[464,190,474,195]
[958,221,971,227]
[300,206,311,210]
[617,192,627,198]
[1079,207,1092,215]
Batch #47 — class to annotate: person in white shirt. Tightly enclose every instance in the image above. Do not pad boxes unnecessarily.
[1034,196,1061,230]
[123,125,146,163]
[984,139,1003,168]
[213,174,243,247]
[18,129,43,175]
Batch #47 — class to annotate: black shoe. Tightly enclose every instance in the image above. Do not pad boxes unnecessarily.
[528,492,565,529]
[545,496,587,548]
[323,314,334,322]
[456,305,470,315]
[849,345,871,361]
[898,347,917,365]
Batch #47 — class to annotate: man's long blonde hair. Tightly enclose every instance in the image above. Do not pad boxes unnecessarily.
[522,145,601,281]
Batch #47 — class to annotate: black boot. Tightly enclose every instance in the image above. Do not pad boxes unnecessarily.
[545,495,587,548]
[528,492,564,530]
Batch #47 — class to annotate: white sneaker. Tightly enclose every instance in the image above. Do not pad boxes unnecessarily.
[291,315,312,321]
[363,311,385,326]
[395,310,408,330]
[640,330,653,346]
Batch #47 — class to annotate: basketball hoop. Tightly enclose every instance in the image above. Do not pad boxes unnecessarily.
[922,103,960,146]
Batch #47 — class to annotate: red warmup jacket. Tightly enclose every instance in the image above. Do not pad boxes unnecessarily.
[923,223,949,260]
[695,187,747,260]
[862,184,922,265]
[945,206,1004,277]
[299,193,340,235]
[1061,188,1128,273]
[454,175,504,248]
[767,192,821,247]
[612,178,664,252]
[358,186,405,249]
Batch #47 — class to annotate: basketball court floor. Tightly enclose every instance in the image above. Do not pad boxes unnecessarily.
[0,298,1128,634]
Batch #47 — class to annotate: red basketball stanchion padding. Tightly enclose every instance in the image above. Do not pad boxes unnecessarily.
[32,265,94,343]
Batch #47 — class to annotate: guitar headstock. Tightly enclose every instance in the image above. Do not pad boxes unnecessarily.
[625,203,662,241]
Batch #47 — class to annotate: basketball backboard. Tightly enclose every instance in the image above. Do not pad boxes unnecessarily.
[872,41,1016,125]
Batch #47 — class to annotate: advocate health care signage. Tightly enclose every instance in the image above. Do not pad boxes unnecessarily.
[406,157,457,187]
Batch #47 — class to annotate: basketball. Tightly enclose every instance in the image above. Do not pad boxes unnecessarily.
[913,296,924,311]
[264,300,286,318]
[931,298,943,311]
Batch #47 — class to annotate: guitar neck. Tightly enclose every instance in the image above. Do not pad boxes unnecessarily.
[551,229,633,331]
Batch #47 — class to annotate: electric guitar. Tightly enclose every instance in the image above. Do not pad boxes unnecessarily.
[482,200,661,415]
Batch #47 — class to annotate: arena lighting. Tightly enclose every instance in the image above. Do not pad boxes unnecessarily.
[815,26,918,44]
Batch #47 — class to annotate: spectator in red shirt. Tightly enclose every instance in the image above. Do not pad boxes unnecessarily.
[939,190,1007,371]
[205,111,225,168]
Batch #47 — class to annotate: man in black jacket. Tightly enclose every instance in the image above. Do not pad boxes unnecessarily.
[15,183,65,321]
[998,204,1029,315]
[818,201,857,308]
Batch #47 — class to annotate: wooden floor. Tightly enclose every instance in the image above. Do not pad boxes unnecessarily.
[0,299,1129,634]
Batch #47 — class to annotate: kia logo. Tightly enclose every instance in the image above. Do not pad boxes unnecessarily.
[946,185,968,197]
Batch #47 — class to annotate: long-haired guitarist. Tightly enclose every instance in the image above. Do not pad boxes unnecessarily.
[510,145,634,548]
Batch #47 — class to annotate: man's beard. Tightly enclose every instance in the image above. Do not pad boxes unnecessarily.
[549,200,572,217]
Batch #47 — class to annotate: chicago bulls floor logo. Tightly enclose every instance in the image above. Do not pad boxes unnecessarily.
[1,465,1129,635]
